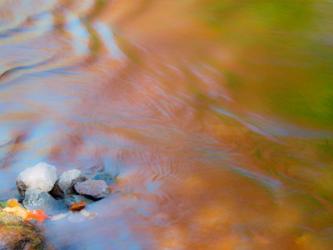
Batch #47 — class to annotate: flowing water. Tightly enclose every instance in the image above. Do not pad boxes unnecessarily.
[1,0,333,249]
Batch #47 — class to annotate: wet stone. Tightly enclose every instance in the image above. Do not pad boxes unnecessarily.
[16,162,58,196]
[23,189,66,215]
[58,169,86,194]
[74,180,109,200]
[50,170,86,199]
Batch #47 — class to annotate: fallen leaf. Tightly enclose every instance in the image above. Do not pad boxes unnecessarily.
[6,199,20,208]
[26,210,48,222]
[70,201,86,212]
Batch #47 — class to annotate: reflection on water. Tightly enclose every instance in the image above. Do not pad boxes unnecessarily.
[1,0,333,249]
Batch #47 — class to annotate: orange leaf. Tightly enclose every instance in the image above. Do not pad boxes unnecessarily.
[26,210,48,222]
[70,201,86,212]
[7,199,20,208]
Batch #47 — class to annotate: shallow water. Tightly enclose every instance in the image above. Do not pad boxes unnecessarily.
[1,0,333,249]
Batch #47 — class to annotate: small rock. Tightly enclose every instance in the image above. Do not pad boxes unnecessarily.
[50,170,86,199]
[16,162,58,196]
[58,169,86,194]
[23,189,65,215]
[74,180,109,200]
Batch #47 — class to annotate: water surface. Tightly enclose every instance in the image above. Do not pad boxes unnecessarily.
[1,0,333,249]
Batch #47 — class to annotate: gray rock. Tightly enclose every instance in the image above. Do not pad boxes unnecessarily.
[50,169,86,199]
[58,169,86,194]
[74,180,109,200]
[23,189,66,215]
[16,162,58,196]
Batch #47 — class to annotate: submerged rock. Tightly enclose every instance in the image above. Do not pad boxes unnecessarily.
[0,210,45,249]
[74,180,109,200]
[64,195,92,208]
[16,162,58,196]
[23,189,65,215]
[93,172,115,185]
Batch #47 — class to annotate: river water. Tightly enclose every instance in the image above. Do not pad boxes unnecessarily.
[1,0,333,249]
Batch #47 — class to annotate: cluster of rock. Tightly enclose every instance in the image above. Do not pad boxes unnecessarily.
[16,162,113,214]
[0,162,114,249]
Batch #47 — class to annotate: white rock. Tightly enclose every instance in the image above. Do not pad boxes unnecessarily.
[58,169,83,193]
[16,162,58,195]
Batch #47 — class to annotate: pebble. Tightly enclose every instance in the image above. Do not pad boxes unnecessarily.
[16,162,57,196]
[58,169,86,194]
[50,169,86,198]
[74,180,109,200]
[11,164,114,221]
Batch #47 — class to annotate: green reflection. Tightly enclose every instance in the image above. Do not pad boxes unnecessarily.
[199,0,333,128]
